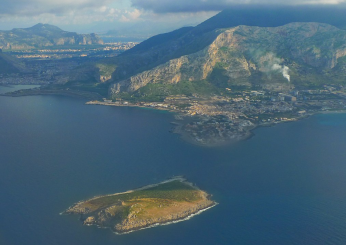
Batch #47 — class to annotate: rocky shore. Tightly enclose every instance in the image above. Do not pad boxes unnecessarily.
[63,177,217,235]
[115,196,216,234]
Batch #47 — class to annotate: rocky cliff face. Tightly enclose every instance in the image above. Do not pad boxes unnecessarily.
[109,22,346,96]
[51,34,103,46]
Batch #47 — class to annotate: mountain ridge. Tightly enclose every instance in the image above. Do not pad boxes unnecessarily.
[69,8,346,95]
[0,23,103,50]
[107,22,346,100]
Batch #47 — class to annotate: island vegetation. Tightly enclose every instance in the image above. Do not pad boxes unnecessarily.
[63,177,217,234]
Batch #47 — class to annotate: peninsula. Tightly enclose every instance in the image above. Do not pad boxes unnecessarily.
[63,177,217,234]
[4,16,346,147]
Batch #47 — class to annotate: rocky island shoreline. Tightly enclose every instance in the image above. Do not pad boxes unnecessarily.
[63,177,217,234]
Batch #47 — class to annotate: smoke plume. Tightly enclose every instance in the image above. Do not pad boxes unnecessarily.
[272,64,290,82]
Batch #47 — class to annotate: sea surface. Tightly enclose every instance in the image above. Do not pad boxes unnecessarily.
[1,85,346,245]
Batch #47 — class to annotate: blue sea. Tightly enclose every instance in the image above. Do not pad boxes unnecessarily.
[1,85,346,245]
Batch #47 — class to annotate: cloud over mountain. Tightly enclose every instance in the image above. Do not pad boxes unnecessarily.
[131,0,346,13]
[1,0,346,33]
[0,0,112,16]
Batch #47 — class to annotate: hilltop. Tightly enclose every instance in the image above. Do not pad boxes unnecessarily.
[0,23,103,50]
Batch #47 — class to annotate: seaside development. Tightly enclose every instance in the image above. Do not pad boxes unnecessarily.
[3,21,346,146]
[85,85,346,146]
[5,84,346,146]
[63,177,217,234]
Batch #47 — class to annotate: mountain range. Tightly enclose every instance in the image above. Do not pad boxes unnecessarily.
[109,22,346,97]
[65,8,346,100]
[3,8,346,100]
[0,23,103,50]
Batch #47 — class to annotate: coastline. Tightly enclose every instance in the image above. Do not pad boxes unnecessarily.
[63,176,217,235]
[79,201,218,235]
[85,100,175,112]
[114,201,218,235]
[172,119,255,147]
[1,88,102,100]
[4,89,346,147]
[86,100,257,147]
[85,100,346,147]
[317,110,346,115]
[62,176,188,215]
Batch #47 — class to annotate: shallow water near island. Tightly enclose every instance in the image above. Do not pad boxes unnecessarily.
[1,86,346,245]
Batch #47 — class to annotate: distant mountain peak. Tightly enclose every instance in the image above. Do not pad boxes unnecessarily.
[27,23,63,32]
[0,24,104,50]
[194,6,346,34]
[104,22,346,97]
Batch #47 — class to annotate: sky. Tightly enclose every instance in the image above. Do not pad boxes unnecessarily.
[0,0,346,36]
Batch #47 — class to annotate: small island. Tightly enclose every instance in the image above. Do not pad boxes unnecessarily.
[63,177,217,234]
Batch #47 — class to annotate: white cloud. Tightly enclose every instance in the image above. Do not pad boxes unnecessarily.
[131,0,346,13]
[129,9,141,19]
[99,6,108,13]
[120,9,142,22]
[302,0,345,3]
[1,0,346,33]
[0,0,114,16]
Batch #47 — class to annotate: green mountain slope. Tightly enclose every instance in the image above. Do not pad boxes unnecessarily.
[0,23,103,50]
[64,8,346,100]
[72,8,346,88]
[0,50,26,74]
[108,22,346,100]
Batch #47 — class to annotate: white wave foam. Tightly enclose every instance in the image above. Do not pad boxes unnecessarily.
[114,202,218,235]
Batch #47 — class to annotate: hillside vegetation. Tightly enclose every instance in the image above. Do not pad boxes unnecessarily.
[43,9,346,100]
[65,179,216,234]
[106,22,346,100]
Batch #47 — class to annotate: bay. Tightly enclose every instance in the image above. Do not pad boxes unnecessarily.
[1,86,346,245]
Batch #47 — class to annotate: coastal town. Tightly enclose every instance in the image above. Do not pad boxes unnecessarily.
[0,42,138,85]
[7,42,138,59]
[3,81,346,146]
[86,85,346,146]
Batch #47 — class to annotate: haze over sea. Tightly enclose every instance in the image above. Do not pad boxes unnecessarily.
[1,85,346,245]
